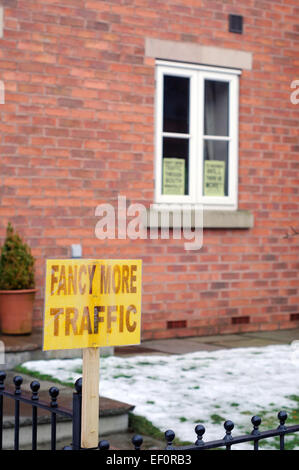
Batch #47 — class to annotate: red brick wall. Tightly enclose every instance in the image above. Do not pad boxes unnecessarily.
[0,0,298,339]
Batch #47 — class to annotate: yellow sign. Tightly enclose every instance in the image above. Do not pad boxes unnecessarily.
[163,158,185,195]
[204,160,226,197]
[43,259,142,351]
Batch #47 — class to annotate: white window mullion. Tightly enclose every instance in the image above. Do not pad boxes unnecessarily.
[228,74,239,207]
[195,72,204,204]
[186,68,196,204]
[154,65,163,204]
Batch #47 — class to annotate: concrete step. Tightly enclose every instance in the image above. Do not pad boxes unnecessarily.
[1,370,134,450]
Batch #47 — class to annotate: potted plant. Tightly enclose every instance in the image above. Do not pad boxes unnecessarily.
[0,223,36,335]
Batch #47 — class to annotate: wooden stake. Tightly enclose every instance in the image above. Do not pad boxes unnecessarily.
[81,347,100,449]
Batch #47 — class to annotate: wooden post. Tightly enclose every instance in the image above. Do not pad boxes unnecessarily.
[81,347,100,449]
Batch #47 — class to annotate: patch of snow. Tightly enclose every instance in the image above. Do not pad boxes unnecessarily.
[22,344,299,450]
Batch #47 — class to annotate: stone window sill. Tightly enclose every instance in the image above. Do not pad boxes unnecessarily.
[145,209,254,229]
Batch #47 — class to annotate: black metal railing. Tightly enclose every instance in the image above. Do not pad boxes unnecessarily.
[0,372,82,450]
[99,412,299,451]
[1,371,299,451]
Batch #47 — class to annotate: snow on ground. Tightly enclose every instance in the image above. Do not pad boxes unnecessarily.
[22,343,299,450]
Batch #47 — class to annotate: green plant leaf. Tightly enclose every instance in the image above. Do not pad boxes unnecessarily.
[0,223,35,290]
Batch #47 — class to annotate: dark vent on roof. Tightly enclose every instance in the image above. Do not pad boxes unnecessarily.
[229,14,243,34]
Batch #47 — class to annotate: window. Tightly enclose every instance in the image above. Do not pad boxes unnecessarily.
[155,61,240,210]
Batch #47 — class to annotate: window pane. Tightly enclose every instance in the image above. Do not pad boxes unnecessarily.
[203,140,228,196]
[162,138,189,195]
[163,75,190,134]
[204,80,229,136]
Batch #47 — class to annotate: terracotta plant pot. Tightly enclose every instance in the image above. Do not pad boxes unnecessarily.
[0,289,36,335]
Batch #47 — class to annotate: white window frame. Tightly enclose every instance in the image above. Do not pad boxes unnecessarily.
[154,60,240,210]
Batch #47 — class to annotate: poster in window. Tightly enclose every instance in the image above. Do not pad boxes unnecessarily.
[162,158,185,195]
[204,160,225,197]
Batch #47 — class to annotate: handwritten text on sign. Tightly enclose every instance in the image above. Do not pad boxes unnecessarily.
[43,259,142,351]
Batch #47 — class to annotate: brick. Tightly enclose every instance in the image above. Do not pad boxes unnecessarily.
[3,177,30,186]
[0,0,297,338]
[57,98,84,108]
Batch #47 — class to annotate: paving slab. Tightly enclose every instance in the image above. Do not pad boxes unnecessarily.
[141,329,299,354]
[1,328,299,362]
[242,328,299,343]
[139,339,221,355]
[115,344,169,356]
[210,337,283,349]
[189,334,243,344]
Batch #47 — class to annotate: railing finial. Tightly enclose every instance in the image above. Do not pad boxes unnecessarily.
[13,376,23,395]
[277,411,287,430]
[132,434,143,450]
[251,415,261,436]
[194,424,205,446]
[74,377,82,394]
[30,380,40,401]
[99,440,110,450]
[49,386,59,407]
[0,371,6,390]
[223,420,234,441]
[165,429,175,449]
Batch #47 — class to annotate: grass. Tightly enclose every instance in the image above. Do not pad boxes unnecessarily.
[136,361,154,366]
[259,407,299,450]
[115,364,135,370]
[15,360,299,450]
[112,374,133,379]
[235,395,299,450]
[210,413,226,425]
[15,364,74,387]
[128,413,192,447]
[193,418,206,424]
